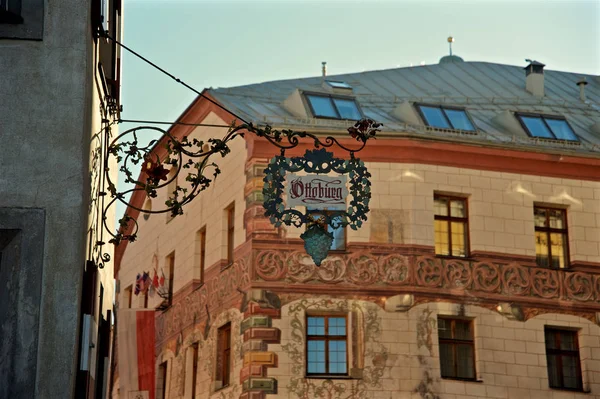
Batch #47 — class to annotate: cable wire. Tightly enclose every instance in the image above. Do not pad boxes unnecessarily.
[101,31,250,125]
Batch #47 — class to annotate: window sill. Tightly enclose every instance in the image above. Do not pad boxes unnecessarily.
[214,383,230,393]
[306,375,355,380]
[550,387,588,393]
[435,255,471,261]
[441,377,482,383]
[220,261,234,272]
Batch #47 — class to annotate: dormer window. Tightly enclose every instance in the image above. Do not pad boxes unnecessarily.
[305,93,362,120]
[325,81,352,90]
[416,104,476,131]
[516,113,578,141]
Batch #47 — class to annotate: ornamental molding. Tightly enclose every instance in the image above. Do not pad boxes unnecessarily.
[253,249,600,310]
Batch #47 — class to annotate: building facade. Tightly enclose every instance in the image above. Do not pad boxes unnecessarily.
[0,1,122,398]
[115,57,600,399]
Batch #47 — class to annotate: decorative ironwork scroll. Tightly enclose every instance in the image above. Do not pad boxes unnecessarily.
[261,120,380,266]
[97,118,381,268]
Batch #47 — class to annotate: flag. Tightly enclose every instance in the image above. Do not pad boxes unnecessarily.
[134,274,142,296]
[152,269,159,288]
[159,270,165,287]
[117,309,155,399]
[142,272,151,293]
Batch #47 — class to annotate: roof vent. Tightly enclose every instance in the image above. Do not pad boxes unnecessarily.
[577,77,587,102]
[524,60,545,97]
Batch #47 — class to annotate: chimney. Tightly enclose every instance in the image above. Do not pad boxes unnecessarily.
[577,77,588,102]
[524,60,545,97]
[321,61,327,77]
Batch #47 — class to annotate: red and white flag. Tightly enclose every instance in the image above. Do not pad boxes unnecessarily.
[117,309,155,399]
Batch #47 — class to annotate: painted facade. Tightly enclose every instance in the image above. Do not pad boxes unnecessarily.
[115,60,600,399]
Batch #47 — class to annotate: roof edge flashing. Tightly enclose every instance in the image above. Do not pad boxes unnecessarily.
[282,89,310,119]
[391,101,423,125]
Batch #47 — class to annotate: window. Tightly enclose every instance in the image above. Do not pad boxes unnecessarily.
[305,94,362,120]
[190,343,199,397]
[306,315,348,376]
[0,0,44,40]
[216,323,231,387]
[534,206,569,268]
[516,114,579,141]
[124,285,132,308]
[416,104,476,131]
[307,210,346,251]
[157,361,168,399]
[438,318,475,380]
[195,227,206,284]
[545,328,583,391]
[434,195,469,257]
[226,205,235,265]
[325,80,352,89]
[166,252,175,306]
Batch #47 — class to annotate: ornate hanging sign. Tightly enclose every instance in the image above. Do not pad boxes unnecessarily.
[263,119,381,266]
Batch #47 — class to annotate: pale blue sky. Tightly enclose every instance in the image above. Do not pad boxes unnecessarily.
[115,0,599,217]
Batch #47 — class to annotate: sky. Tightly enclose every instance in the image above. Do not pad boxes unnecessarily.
[115,0,599,218]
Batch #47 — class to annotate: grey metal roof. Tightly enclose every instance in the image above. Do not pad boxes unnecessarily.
[208,61,600,155]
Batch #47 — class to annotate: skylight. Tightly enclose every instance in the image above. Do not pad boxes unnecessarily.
[416,104,476,131]
[516,114,578,141]
[305,94,362,120]
[325,80,352,89]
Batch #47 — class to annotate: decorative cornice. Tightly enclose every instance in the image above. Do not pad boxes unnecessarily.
[252,247,600,313]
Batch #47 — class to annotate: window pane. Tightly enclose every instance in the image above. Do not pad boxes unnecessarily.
[328,216,346,251]
[545,329,557,349]
[562,355,581,389]
[420,106,451,128]
[434,198,448,216]
[550,233,567,268]
[454,320,472,340]
[439,343,455,378]
[328,340,347,374]
[548,210,565,229]
[438,319,452,339]
[328,318,346,336]
[307,340,326,374]
[534,207,547,227]
[535,232,550,268]
[444,109,475,131]
[520,116,553,138]
[450,200,465,217]
[307,95,338,118]
[457,344,475,379]
[545,119,578,141]
[547,354,560,388]
[451,222,467,257]
[559,331,577,351]
[435,220,449,256]
[307,317,325,335]
[333,98,362,120]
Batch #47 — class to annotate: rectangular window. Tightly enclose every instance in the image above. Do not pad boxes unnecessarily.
[157,361,168,399]
[216,323,231,387]
[191,343,199,397]
[305,93,362,120]
[307,210,346,251]
[434,195,469,257]
[534,206,569,268]
[417,104,476,131]
[226,205,235,264]
[306,315,348,376]
[545,328,583,391]
[516,114,579,141]
[124,285,132,309]
[196,227,206,284]
[438,318,476,380]
[166,252,175,306]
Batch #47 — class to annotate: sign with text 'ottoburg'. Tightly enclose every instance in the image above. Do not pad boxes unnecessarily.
[286,174,347,210]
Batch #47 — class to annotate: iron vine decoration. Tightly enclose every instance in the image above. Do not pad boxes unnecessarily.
[98,118,381,268]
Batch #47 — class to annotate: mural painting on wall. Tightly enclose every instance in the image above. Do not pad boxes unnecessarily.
[281,298,389,399]
[157,308,243,399]
[262,119,381,266]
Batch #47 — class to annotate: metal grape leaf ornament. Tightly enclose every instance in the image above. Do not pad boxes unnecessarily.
[262,118,381,266]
